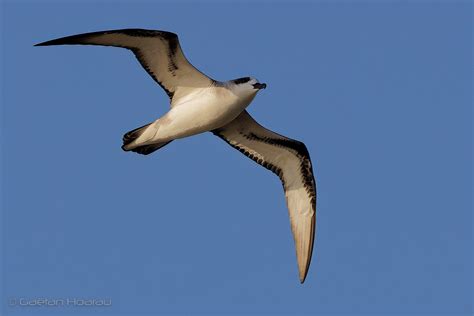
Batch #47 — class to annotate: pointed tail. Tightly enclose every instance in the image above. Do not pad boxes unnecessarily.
[121,123,172,155]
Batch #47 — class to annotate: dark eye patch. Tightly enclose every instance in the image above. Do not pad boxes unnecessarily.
[232,77,251,84]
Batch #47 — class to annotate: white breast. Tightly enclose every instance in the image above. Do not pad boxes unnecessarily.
[155,85,257,141]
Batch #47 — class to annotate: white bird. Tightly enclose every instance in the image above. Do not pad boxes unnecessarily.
[35,29,317,283]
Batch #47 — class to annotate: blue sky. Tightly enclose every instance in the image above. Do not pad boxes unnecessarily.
[1,1,472,315]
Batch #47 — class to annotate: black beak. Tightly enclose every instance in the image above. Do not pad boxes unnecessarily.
[253,83,267,90]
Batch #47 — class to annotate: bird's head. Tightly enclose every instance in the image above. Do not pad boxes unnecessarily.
[230,77,267,97]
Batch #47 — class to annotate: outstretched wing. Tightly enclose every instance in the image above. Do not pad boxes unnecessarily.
[35,29,213,103]
[213,111,317,283]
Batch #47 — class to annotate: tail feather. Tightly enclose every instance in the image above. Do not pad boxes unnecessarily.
[127,141,172,155]
[121,123,172,155]
[122,123,151,147]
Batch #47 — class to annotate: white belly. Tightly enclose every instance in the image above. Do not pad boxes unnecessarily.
[152,86,256,141]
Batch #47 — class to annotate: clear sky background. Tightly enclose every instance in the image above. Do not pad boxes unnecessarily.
[1,1,472,315]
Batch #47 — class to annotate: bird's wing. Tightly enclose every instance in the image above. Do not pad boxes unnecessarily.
[213,111,317,283]
[35,29,213,104]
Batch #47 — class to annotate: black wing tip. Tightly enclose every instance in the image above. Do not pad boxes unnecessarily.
[34,39,54,46]
[34,28,178,47]
[34,39,64,46]
[34,35,89,47]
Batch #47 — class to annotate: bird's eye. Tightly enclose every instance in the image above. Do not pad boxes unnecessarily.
[233,77,251,84]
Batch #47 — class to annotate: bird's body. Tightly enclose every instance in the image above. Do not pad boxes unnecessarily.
[126,81,259,149]
[36,28,317,283]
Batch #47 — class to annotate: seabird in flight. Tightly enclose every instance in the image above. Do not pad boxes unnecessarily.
[35,29,317,283]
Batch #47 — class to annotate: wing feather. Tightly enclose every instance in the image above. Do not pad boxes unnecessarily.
[35,29,213,103]
[213,111,317,283]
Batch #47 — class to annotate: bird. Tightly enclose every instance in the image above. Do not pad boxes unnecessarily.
[35,28,317,283]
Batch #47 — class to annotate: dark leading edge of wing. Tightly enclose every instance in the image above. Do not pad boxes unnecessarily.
[34,28,212,102]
